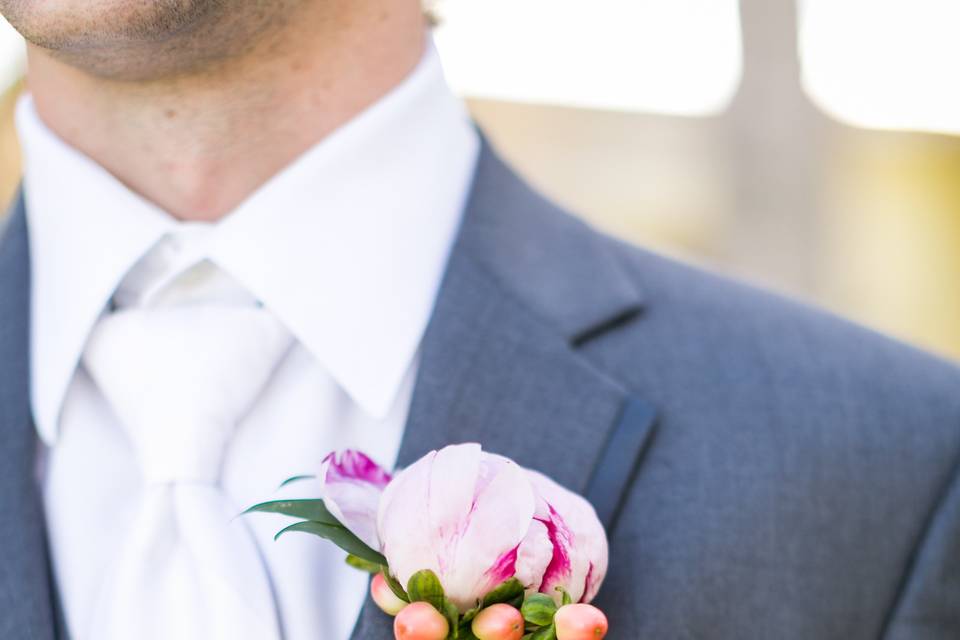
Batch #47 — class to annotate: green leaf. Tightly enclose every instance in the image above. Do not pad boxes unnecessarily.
[244,499,339,525]
[459,627,480,640]
[382,570,409,603]
[442,599,460,638]
[527,623,557,640]
[521,593,557,626]
[482,578,525,607]
[407,569,447,611]
[407,570,459,635]
[274,521,386,566]
[279,474,316,488]
[460,606,481,626]
[345,554,383,574]
[556,586,573,606]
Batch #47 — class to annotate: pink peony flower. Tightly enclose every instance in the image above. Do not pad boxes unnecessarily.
[318,443,609,612]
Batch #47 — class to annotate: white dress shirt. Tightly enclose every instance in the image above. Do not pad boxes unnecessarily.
[16,43,480,640]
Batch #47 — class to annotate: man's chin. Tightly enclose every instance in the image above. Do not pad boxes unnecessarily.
[7,0,217,44]
[2,0,236,80]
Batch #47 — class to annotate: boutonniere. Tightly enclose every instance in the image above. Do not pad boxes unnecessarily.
[246,443,609,640]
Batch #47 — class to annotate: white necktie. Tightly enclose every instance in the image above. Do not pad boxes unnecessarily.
[82,273,293,639]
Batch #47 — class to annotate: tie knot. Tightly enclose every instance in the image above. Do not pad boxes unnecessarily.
[82,304,292,486]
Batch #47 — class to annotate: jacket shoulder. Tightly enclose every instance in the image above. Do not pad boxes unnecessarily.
[591,230,960,485]
[609,235,960,404]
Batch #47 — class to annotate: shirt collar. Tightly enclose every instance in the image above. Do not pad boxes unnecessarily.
[17,43,479,445]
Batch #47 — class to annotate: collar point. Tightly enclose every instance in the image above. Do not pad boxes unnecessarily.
[34,416,59,448]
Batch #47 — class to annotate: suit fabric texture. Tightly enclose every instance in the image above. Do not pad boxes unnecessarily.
[1,140,959,639]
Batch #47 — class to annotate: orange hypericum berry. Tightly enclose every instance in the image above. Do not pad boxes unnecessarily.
[471,603,524,640]
[393,602,449,640]
[554,603,608,640]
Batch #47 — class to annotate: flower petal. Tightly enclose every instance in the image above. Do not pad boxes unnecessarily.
[535,501,575,599]
[318,450,391,551]
[378,444,537,612]
[525,470,609,604]
[379,444,488,596]
[444,453,536,610]
[514,519,553,593]
[484,544,520,587]
[377,449,443,587]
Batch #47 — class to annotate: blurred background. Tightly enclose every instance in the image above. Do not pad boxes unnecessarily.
[2,0,959,359]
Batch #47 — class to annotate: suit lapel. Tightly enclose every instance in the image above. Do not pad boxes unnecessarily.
[0,193,57,640]
[351,142,658,638]
[395,248,632,490]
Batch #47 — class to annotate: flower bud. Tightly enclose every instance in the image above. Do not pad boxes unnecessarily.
[554,604,608,640]
[371,573,406,616]
[393,602,450,640]
[470,603,524,640]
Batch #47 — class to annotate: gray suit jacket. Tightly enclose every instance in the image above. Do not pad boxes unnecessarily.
[2,140,958,639]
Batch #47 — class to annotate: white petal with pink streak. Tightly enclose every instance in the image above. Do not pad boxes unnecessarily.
[526,470,609,604]
[377,450,438,582]
[514,518,553,593]
[377,444,537,612]
[318,450,391,551]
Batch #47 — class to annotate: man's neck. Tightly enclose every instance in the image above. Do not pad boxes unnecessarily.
[24,2,426,221]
